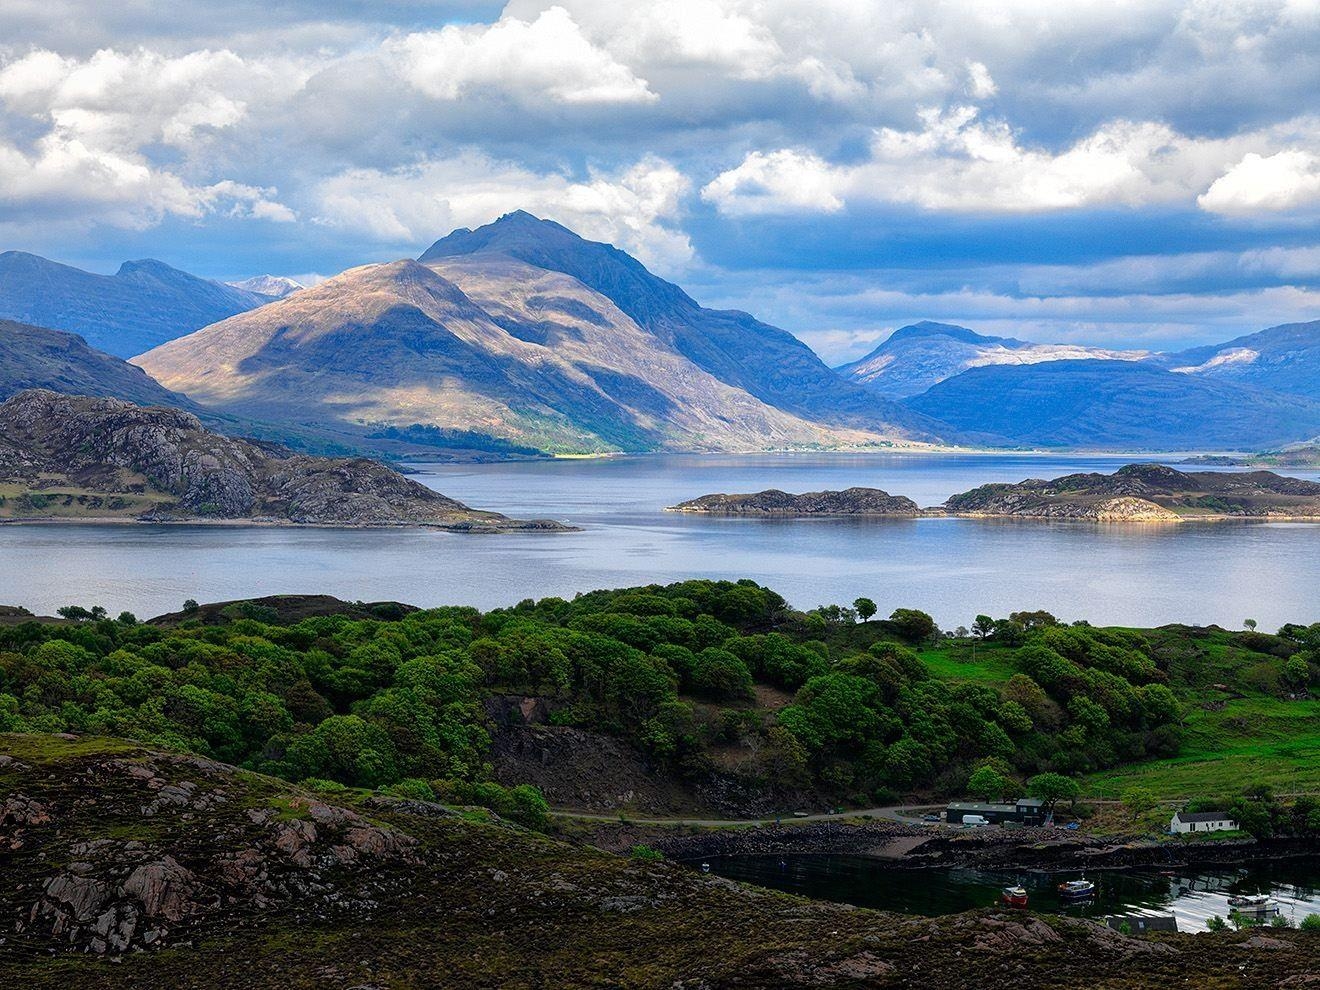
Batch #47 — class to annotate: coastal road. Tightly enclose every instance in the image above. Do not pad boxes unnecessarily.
[549,804,939,827]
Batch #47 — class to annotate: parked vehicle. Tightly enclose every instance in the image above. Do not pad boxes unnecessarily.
[921,813,941,822]
[962,814,990,827]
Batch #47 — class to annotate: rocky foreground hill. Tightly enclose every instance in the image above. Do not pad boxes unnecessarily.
[2,734,1317,989]
[0,390,563,530]
[672,464,1320,522]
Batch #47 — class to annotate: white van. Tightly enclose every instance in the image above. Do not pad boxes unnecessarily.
[962,814,991,827]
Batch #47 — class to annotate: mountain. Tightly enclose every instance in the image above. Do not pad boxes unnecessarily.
[419,211,937,438]
[227,274,305,298]
[1160,319,1320,398]
[0,389,564,529]
[0,252,270,358]
[136,215,944,453]
[838,321,1149,398]
[903,359,1320,450]
[0,320,191,408]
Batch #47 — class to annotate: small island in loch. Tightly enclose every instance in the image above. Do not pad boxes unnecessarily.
[0,390,568,531]
[672,463,1320,523]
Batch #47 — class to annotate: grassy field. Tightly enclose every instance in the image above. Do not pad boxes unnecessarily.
[0,480,171,519]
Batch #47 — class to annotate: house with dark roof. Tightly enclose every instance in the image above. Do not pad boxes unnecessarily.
[945,797,1048,826]
[1170,810,1237,834]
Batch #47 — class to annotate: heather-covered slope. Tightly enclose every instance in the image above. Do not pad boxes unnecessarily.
[0,252,270,357]
[0,389,561,529]
[904,359,1320,450]
[135,250,907,454]
[839,321,1149,398]
[0,320,191,408]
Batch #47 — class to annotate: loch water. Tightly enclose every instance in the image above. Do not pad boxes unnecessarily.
[701,854,1320,932]
[2,452,1319,626]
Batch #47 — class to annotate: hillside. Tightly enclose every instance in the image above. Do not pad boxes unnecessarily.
[1162,319,1320,398]
[227,274,304,298]
[838,321,1147,398]
[7,736,1318,987]
[0,252,270,358]
[904,359,1320,450]
[0,389,562,529]
[136,215,942,454]
[0,320,191,408]
[942,463,1320,520]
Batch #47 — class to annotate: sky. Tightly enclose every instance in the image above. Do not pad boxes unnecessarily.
[1,0,1318,363]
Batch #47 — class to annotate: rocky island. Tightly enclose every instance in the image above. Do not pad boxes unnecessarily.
[0,390,567,531]
[943,463,1320,521]
[672,463,1320,522]
[669,487,921,516]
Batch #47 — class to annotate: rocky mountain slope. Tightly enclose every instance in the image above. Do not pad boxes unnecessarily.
[838,321,1148,398]
[904,359,1320,450]
[137,214,943,453]
[670,487,921,516]
[0,252,270,358]
[943,463,1320,520]
[0,390,562,529]
[419,212,942,440]
[4,733,1318,988]
[1159,318,1320,399]
[0,320,192,408]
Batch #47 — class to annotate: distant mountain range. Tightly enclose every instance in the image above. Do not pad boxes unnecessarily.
[904,359,1320,450]
[2,215,1318,454]
[0,252,271,357]
[135,212,939,453]
[836,321,1149,399]
[226,275,305,299]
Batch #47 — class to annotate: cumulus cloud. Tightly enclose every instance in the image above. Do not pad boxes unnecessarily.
[391,7,655,105]
[705,106,1320,215]
[1198,150,1320,214]
[313,153,692,270]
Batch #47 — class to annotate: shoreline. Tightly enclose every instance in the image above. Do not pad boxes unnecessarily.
[0,515,577,533]
[666,506,1320,523]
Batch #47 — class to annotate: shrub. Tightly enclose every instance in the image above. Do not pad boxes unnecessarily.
[630,845,664,862]
[381,778,437,802]
[299,777,347,793]
[1300,914,1320,932]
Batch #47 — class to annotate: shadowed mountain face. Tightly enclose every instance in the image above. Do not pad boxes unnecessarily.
[0,320,192,409]
[137,217,944,453]
[838,321,1150,399]
[904,359,1320,450]
[1159,320,1320,399]
[421,212,938,438]
[0,252,271,358]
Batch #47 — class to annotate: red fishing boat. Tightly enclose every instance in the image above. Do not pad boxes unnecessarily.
[1000,885,1029,908]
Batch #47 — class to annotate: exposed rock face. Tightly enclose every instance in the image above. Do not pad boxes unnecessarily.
[135,212,943,454]
[0,252,269,358]
[670,487,921,516]
[0,320,190,408]
[0,389,566,529]
[942,463,1320,520]
[838,321,1148,399]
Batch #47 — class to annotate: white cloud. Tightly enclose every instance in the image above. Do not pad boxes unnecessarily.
[701,149,844,215]
[966,61,997,99]
[313,153,692,270]
[705,107,1320,215]
[1198,150,1320,214]
[392,6,655,105]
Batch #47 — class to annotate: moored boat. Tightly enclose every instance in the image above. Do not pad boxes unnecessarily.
[1058,878,1096,899]
[1000,885,1029,908]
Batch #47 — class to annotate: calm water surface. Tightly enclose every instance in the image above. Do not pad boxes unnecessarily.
[1,452,1318,626]
[703,854,1320,932]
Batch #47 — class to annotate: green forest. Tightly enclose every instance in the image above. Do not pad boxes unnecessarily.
[1,581,1317,827]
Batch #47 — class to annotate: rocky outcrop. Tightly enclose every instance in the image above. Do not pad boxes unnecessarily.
[942,462,1320,520]
[0,389,569,530]
[669,487,921,516]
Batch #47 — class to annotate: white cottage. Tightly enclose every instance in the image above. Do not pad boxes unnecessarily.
[1170,811,1237,834]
